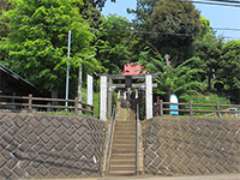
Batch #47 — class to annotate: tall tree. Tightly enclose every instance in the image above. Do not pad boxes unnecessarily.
[0,0,10,33]
[218,40,240,103]
[139,51,204,100]
[193,16,223,91]
[131,0,201,64]
[96,15,138,73]
[0,0,102,96]
[0,0,9,11]
[80,0,116,27]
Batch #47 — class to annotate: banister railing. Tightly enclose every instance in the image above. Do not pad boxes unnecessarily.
[0,94,94,114]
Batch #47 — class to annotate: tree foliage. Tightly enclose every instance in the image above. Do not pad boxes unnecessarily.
[0,0,102,95]
[193,16,223,91]
[96,15,138,74]
[139,51,204,100]
[131,0,201,64]
[218,40,240,103]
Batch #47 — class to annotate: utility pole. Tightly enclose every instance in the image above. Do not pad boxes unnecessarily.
[65,30,71,108]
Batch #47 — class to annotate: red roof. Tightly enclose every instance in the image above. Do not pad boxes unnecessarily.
[122,64,145,76]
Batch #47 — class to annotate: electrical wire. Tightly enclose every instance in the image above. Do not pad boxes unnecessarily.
[181,0,240,7]
[205,0,240,4]
[1,22,240,39]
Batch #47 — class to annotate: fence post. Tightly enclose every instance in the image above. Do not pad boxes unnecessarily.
[156,97,160,116]
[216,102,220,117]
[75,97,79,113]
[160,100,163,116]
[189,100,193,116]
[28,94,32,112]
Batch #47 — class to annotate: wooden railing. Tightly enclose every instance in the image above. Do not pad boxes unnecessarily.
[154,100,240,117]
[0,94,94,114]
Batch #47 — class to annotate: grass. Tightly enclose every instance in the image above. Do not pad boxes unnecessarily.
[79,88,100,118]
[182,94,231,112]
[184,94,230,104]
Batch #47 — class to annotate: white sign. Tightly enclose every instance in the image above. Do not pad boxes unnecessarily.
[87,75,93,106]
[100,76,108,121]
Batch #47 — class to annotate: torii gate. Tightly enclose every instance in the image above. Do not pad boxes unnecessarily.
[99,74,156,121]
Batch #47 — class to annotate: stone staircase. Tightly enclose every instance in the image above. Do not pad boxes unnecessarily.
[108,107,137,176]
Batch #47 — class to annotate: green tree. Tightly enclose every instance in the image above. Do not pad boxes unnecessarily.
[131,0,201,64]
[96,15,138,73]
[139,51,204,100]
[80,0,117,27]
[218,40,240,103]
[0,0,10,12]
[193,16,223,91]
[0,0,11,40]
[0,0,102,96]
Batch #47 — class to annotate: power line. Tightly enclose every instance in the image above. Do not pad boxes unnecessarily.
[181,0,240,7]
[205,0,240,4]
[1,24,240,39]
[214,27,240,31]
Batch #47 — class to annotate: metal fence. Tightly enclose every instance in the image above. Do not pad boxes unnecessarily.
[0,94,94,114]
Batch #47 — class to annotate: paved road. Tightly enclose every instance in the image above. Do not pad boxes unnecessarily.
[28,174,240,180]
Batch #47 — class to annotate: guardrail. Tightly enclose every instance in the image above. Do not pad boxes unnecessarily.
[0,94,94,114]
[154,100,240,117]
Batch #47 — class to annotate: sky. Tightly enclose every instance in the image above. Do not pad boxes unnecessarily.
[102,0,240,40]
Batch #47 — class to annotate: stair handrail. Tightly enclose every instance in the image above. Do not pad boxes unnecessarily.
[136,103,140,175]
[102,104,116,175]
[136,102,144,175]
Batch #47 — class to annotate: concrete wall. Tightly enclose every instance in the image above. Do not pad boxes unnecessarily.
[0,113,106,179]
[143,118,240,176]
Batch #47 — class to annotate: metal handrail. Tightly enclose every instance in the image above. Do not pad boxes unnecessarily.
[102,104,116,175]
[136,103,140,175]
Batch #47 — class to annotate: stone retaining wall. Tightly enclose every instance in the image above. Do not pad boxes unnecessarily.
[143,118,240,176]
[0,113,106,179]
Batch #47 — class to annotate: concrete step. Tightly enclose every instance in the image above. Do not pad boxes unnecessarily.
[112,143,135,146]
[109,164,136,172]
[110,164,135,168]
[112,149,135,153]
[110,157,136,165]
[108,170,136,176]
[114,131,135,135]
[110,156,135,161]
[116,121,136,124]
[111,152,135,157]
[113,139,135,144]
[112,144,136,150]
[116,122,136,125]
[115,127,135,130]
[113,135,136,139]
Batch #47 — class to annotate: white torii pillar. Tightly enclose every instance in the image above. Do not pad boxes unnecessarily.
[100,76,108,121]
[146,74,153,120]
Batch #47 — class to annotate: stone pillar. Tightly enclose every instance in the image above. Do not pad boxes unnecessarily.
[145,74,153,120]
[87,75,94,106]
[100,76,108,121]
